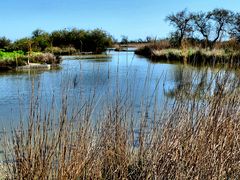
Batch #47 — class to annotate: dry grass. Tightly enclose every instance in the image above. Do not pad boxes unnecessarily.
[136,46,240,66]
[1,68,240,179]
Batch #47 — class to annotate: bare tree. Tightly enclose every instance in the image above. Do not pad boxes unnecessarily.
[165,9,193,47]
[208,8,234,45]
[229,13,240,41]
[191,12,211,47]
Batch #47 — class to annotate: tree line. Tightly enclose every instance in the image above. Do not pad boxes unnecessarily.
[0,28,113,54]
[166,8,240,48]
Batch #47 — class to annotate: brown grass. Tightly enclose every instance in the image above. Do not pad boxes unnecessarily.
[2,68,240,179]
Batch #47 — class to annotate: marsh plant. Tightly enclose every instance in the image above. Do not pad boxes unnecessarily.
[2,67,240,179]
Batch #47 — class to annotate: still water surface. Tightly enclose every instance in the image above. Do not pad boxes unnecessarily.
[0,51,220,129]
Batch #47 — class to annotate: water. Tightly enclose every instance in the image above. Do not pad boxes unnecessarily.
[0,51,229,130]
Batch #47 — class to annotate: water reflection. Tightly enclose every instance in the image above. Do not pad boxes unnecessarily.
[0,51,237,128]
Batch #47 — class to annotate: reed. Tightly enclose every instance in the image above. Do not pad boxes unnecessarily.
[2,67,240,179]
[135,45,240,66]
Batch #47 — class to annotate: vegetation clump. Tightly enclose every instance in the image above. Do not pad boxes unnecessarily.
[0,50,26,69]
[0,28,113,55]
[0,28,113,70]
[0,50,61,70]
[136,47,240,66]
[31,52,61,64]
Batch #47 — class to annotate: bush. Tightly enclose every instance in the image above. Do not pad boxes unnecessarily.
[32,53,61,64]
[45,46,77,55]
[135,46,152,56]
[51,28,113,53]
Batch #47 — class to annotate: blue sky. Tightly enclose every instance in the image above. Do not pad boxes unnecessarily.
[1,0,240,41]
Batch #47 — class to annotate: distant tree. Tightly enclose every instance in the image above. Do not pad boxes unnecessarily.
[111,37,118,44]
[67,28,86,51]
[0,37,11,50]
[191,12,212,47]
[207,8,234,45]
[230,13,240,42]
[146,36,153,43]
[51,30,64,47]
[32,29,46,38]
[2,28,113,54]
[11,38,30,52]
[120,36,128,44]
[87,29,113,53]
[51,28,112,53]
[165,9,193,47]
[138,38,143,43]
[32,29,50,51]
[51,29,70,48]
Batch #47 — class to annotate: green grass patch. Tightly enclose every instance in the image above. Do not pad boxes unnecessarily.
[0,50,25,59]
[0,50,27,69]
[0,50,60,70]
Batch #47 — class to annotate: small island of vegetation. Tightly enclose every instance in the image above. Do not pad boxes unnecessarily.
[0,28,113,70]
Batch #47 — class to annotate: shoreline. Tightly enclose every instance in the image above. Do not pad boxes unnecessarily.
[0,53,61,71]
[135,46,240,67]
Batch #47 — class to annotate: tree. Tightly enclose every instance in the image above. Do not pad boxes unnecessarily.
[120,35,128,44]
[165,9,193,47]
[146,36,153,43]
[207,8,234,45]
[2,28,113,54]
[191,12,211,47]
[32,29,50,51]
[138,38,143,43]
[0,37,11,50]
[11,38,30,52]
[229,13,240,42]
[32,29,46,38]
[87,29,113,53]
[50,28,113,53]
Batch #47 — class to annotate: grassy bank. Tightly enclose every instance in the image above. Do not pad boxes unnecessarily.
[0,50,26,70]
[0,50,60,70]
[1,69,240,179]
[135,46,240,66]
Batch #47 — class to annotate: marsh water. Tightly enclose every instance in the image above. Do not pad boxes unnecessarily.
[0,51,228,131]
